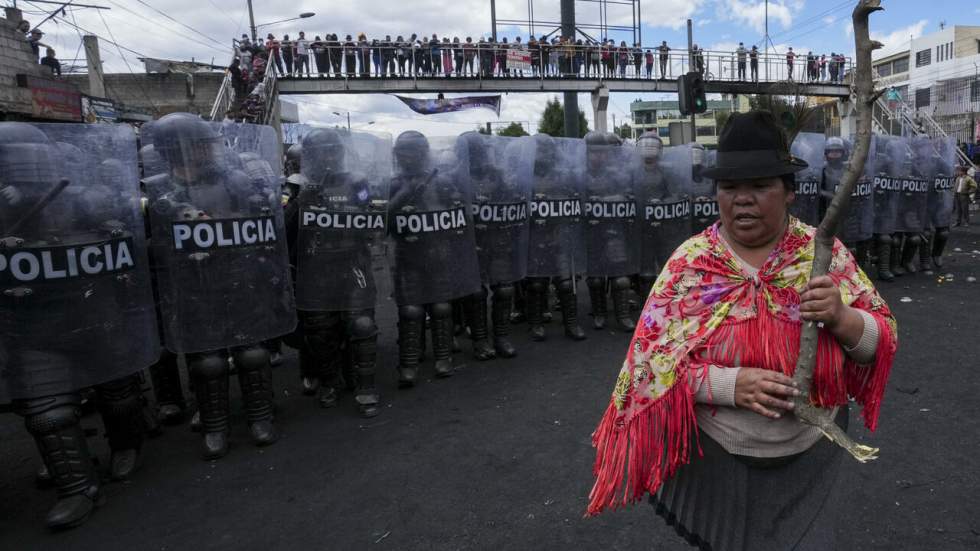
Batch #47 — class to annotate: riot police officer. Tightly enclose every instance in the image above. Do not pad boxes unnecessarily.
[524,134,587,341]
[789,132,825,226]
[1,122,159,528]
[688,142,719,234]
[388,131,482,385]
[285,128,383,416]
[583,131,638,333]
[143,113,296,459]
[871,136,906,281]
[893,136,931,276]
[634,132,692,294]
[822,137,873,272]
[922,137,956,272]
[458,132,530,360]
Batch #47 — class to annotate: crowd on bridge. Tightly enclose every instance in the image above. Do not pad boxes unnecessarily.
[230,31,849,84]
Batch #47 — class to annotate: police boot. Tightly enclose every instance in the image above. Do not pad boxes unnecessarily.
[587,277,608,330]
[350,314,381,418]
[900,233,921,274]
[189,352,231,459]
[890,235,905,276]
[397,305,425,387]
[526,278,547,341]
[96,375,146,480]
[18,395,103,530]
[611,276,636,332]
[149,351,186,425]
[875,235,894,281]
[492,284,517,358]
[302,311,344,408]
[431,302,456,378]
[918,231,934,274]
[510,282,527,324]
[299,348,320,396]
[234,346,279,447]
[932,227,949,268]
[557,278,587,341]
[466,289,496,361]
[452,300,465,353]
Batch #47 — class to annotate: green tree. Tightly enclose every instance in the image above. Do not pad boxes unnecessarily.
[536,97,589,138]
[497,122,529,137]
[613,122,633,140]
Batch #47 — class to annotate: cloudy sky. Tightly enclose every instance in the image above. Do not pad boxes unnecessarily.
[17,0,980,137]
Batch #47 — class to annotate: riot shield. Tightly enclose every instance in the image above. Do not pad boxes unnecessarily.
[928,136,956,229]
[142,115,296,354]
[293,128,390,311]
[526,135,586,279]
[790,132,826,226]
[0,122,159,402]
[871,135,906,235]
[639,141,692,277]
[895,135,932,233]
[830,136,875,243]
[460,132,531,286]
[673,143,718,234]
[583,135,639,277]
[387,132,481,305]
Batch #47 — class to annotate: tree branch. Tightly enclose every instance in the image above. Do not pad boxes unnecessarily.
[791,0,884,462]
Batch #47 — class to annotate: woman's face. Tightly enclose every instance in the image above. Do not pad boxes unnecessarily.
[717,177,793,247]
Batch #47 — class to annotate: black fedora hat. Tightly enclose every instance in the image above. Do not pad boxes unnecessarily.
[701,110,808,180]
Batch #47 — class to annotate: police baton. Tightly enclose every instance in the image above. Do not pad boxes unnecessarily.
[6,178,70,237]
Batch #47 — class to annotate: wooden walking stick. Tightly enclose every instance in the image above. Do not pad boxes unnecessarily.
[790,0,885,462]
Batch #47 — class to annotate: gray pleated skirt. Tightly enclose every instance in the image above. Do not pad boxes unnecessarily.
[651,408,849,551]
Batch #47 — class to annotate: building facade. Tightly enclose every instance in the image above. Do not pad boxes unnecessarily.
[629,97,746,146]
[872,25,980,144]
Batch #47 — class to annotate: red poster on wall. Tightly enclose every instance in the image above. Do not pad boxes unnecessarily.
[16,74,82,122]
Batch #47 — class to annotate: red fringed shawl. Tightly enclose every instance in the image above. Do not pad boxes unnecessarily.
[587,218,898,516]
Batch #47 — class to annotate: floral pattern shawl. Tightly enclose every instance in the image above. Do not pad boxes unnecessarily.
[587,218,897,516]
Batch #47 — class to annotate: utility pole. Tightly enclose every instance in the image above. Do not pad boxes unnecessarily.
[83,35,106,99]
[687,19,696,143]
[490,0,497,41]
[560,0,579,138]
[247,0,257,43]
[346,112,351,130]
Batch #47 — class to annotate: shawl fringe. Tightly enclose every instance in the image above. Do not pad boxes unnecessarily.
[845,313,896,431]
[587,382,698,516]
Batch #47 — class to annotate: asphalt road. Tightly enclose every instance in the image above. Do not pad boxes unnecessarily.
[2,228,980,550]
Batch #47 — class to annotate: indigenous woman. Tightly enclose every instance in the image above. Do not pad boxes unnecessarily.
[588,111,897,550]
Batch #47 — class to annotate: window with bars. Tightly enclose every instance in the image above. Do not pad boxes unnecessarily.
[876,63,892,77]
[893,57,908,73]
[915,49,931,67]
[971,81,980,103]
[915,87,931,108]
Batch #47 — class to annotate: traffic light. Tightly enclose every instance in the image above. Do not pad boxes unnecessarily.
[677,72,708,115]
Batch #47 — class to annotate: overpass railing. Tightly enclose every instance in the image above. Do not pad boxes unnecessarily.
[276,46,851,88]
[208,43,239,121]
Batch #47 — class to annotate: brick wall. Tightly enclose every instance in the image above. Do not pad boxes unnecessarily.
[0,8,52,118]
[65,72,226,118]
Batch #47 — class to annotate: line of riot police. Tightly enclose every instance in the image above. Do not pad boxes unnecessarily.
[2,114,955,532]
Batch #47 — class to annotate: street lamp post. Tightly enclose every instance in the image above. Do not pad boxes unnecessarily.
[333,111,351,130]
[247,1,315,42]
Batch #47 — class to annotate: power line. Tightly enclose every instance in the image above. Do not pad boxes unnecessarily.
[131,0,225,48]
[97,8,159,114]
[104,0,228,55]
